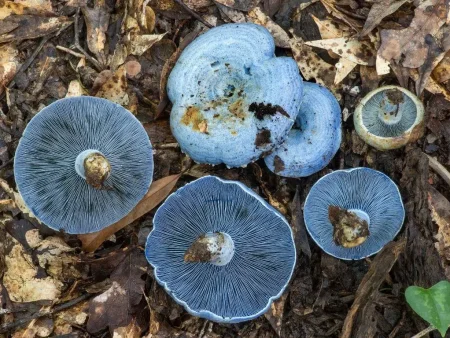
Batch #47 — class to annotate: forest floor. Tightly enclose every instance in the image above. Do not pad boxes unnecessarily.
[1,0,450,337]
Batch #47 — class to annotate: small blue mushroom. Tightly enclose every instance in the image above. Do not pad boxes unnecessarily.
[265,82,341,177]
[145,176,296,323]
[14,96,153,234]
[303,168,404,260]
[168,23,303,168]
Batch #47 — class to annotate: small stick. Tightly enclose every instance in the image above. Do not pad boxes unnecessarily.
[427,155,450,187]
[154,143,179,149]
[0,293,92,333]
[173,0,213,28]
[411,325,436,338]
[73,8,102,71]
[56,45,86,59]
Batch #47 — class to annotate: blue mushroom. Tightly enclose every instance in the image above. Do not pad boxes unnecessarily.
[303,168,404,260]
[168,23,303,168]
[265,82,341,177]
[145,176,296,323]
[14,96,153,234]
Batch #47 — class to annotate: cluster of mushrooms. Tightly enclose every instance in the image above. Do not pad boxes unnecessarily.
[13,23,425,323]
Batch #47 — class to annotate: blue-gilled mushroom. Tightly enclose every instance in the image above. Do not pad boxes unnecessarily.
[303,167,404,260]
[14,96,153,234]
[168,23,303,168]
[145,176,296,323]
[264,82,341,177]
[354,85,424,150]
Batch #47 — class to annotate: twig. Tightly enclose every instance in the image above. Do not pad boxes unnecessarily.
[73,7,102,71]
[0,293,92,333]
[427,155,450,187]
[154,143,180,150]
[173,0,213,28]
[411,325,436,338]
[56,45,86,59]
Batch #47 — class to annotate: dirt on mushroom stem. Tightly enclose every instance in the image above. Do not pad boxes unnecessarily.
[184,232,226,263]
[84,152,111,189]
[328,205,370,248]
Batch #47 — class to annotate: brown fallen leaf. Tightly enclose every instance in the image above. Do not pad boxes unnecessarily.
[359,0,408,37]
[0,44,20,95]
[215,1,246,22]
[65,79,87,97]
[264,293,288,336]
[305,37,376,65]
[95,66,129,106]
[409,68,450,101]
[334,58,357,84]
[81,0,110,66]
[128,33,166,56]
[0,179,40,223]
[112,318,142,338]
[0,0,53,20]
[0,15,73,43]
[79,174,181,252]
[433,50,450,83]
[428,186,450,279]
[214,0,259,11]
[311,14,350,40]
[320,0,363,31]
[378,0,449,69]
[247,7,290,48]
[87,248,147,333]
[360,65,380,93]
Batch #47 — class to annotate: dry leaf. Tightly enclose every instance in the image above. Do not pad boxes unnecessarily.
[3,233,63,302]
[428,187,450,279]
[128,33,166,56]
[0,44,20,95]
[81,0,110,65]
[320,0,362,30]
[433,50,450,83]
[378,0,449,69]
[375,54,390,75]
[264,293,288,336]
[311,14,350,39]
[0,0,53,20]
[360,65,381,93]
[0,178,41,223]
[360,0,408,36]
[335,58,357,84]
[410,68,450,101]
[79,174,181,252]
[247,7,290,48]
[215,1,246,22]
[306,37,376,65]
[214,0,259,11]
[54,301,89,335]
[95,66,129,106]
[65,79,87,97]
[0,15,73,43]
[113,319,142,338]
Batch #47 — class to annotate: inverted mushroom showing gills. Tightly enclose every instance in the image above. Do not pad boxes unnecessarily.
[145,176,296,323]
[354,85,424,150]
[304,168,404,260]
[14,96,153,234]
[265,82,341,177]
[168,23,303,167]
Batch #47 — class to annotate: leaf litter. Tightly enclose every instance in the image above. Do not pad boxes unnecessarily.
[0,0,450,337]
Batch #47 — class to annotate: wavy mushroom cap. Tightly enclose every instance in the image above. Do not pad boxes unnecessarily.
[14,97,153,234]
[145,176,296,323]
[304,168,404,260]
[265,82,341,177]
[168,23,303,168]
[354,85,424,150]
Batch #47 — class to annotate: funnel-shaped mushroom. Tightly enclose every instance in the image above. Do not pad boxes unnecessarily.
[168,23,303,168]
[14,97,153,234]
[265,82,341,177]
[354,85,424,150]
[304,168,404,260]
[145,176,296,323]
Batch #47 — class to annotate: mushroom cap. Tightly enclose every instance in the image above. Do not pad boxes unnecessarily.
[145,176,296,323]
[168,23,303,167]
[354,85,424,150]
[304,167,404,260]
[264,82,342,177]
[14,96,153,234]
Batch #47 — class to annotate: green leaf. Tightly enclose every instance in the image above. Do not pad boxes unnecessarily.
[405,281,450,337]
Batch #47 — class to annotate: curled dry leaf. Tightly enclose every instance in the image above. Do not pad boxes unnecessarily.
[428,186,450,279]
[378,0,449,69]
[305,37,376,65]
[0,44,20,95]
[247,7,290,48]
[81,0,110,65]
[360,0,408,37]
[3,233,63,302]
[79,174,181,252]
[0,15,73,43]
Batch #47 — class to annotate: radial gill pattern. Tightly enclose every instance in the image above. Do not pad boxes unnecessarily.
[167,23,303,167]
[304,168,405,260]
[265,82,342,177]
[145,176,296,323]
[14,96,153,234]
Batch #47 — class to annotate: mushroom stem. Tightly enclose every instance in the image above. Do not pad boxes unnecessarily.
[328,206,370,248]
[75,149,111,189]
[184,232,235,266]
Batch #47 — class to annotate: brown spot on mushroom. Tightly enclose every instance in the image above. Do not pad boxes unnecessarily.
[228,98,246,119]
[255,129,271,148]
[181,106,206,132]
[273,155,285,173]
[249,102,289,120]
[184,234,213,262]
